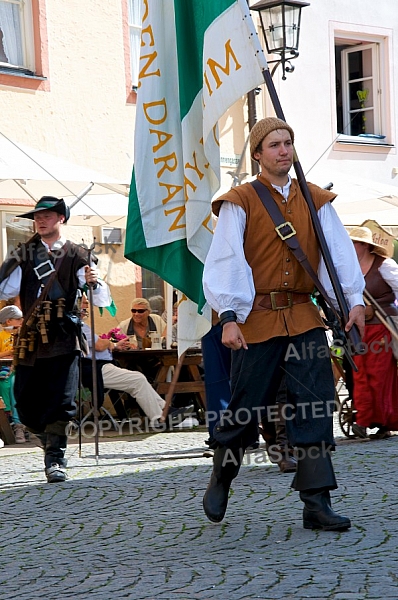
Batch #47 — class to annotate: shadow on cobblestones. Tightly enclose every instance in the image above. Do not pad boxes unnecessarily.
[0,431,398,599]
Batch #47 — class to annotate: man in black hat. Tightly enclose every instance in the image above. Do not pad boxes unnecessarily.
[0,196,111,482]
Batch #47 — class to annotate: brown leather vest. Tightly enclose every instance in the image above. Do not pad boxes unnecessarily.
[212,175,336,343]
[365,254,398,324]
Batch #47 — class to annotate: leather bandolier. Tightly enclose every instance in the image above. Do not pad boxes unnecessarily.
[0,238,90,366]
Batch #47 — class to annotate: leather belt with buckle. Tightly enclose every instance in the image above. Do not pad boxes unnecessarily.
[253,291,311,311]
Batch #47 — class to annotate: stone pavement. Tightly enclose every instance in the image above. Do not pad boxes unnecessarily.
[0,420,398,600]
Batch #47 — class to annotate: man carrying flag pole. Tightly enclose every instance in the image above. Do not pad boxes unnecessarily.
[202,115,365,530]
[125,0,269,353]
[125,0,365,532]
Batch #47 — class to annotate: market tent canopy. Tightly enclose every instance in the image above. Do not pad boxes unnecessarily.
[333,195,398,227]
[0,134,129,201]
[306,164,398,226]
[65,194,128,227]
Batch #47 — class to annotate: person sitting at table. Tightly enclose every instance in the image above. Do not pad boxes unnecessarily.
[0,305,28,443]
[119,298,166,349]
[80,297,191,428]
[118,297,167,382]
[148,295,165,317]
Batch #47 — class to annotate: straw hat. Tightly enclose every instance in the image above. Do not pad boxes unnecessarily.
[349,226,389,257]
[250,117,295,159]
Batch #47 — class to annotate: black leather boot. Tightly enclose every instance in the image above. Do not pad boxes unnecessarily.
[300,489,351,531]
[203,446,242,523]
[292,446,351,531]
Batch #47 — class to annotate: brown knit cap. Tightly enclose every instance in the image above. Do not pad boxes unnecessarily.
[250,117,295,159]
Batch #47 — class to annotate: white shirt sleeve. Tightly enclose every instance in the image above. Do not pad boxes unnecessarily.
[0,262,112,307]
[317,202,365,309]
[378,258,398,301]
[203,199,365,321]
[82,322,112,360]
[203,202,254,323]
[77,265,112,307]
[0,266,22,299]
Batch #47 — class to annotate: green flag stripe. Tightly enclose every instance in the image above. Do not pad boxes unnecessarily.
[125,242,206,308]
[125,170,206,308]
[125,170,146,251]
[173,0,237,120]
[125,1,242,310]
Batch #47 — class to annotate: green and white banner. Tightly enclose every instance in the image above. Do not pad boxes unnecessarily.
[125,0,268,351]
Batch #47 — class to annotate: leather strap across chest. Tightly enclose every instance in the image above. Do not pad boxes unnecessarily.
[250,179,340,322]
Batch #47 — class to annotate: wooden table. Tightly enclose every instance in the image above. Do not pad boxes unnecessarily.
[114,348,206,417]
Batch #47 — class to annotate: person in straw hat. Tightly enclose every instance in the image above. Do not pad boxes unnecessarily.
[349,226,398,440]
[202,116,366,532]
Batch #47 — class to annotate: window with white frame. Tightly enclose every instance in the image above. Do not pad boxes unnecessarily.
[128,0,142,89]
[0,212,33,261]
[335,34,389,144]
[0,0,35,74]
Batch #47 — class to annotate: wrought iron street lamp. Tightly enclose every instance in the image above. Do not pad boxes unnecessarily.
[250,0,310,80]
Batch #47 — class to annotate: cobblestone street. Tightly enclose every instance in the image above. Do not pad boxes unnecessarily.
[1,422,397,600]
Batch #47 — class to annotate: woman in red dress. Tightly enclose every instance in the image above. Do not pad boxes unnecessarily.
[350,227,398,439]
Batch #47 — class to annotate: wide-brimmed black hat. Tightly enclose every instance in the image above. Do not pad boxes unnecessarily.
[20,196,70,222]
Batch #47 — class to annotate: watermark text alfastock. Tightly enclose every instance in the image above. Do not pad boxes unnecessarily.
[284,337,395,360]
[7,240,118,262]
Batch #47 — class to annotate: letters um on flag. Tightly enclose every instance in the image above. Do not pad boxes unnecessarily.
[125,0,268,350]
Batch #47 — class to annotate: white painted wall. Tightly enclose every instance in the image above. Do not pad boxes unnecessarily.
[0,0,135,181]
[0,0,397,328]
[0,1,138,328]
[220,0,398,226]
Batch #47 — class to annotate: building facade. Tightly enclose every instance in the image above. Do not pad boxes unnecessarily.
[225,0,398,233]
[0,0,397,329]
[0,0,141,329]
